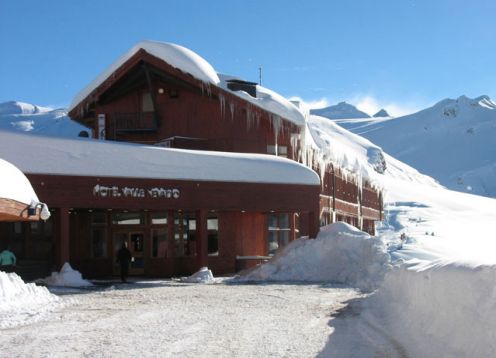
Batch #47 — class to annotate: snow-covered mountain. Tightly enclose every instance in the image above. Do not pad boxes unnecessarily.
[310,101,371,119]
[373,108,390,118]
[0,101,90,138]
[332,95,496,198]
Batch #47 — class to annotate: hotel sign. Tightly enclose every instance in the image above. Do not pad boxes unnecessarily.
[93,184,180,199]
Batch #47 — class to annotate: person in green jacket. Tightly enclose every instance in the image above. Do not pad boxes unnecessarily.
[0,246,16,273]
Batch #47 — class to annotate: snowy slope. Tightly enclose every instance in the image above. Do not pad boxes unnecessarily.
[333,95,496,197]
[310,101,371,119]
[0,101,90,138]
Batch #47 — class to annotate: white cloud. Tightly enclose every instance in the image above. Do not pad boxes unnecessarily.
[290,94,425,117]
[288,96,330,110]
[349,94,423,117]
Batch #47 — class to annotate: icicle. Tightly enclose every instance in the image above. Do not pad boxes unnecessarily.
[230,103,235,122]
[218,94,226,118]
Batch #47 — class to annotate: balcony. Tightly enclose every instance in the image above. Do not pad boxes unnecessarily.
[113,112,157,132]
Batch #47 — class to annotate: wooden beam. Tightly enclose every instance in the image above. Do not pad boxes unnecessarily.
[142,62,160,128]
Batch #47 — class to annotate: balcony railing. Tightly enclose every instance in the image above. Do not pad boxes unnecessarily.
[113,112,157,132]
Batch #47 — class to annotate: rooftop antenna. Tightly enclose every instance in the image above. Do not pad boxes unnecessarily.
[259,66,262,86]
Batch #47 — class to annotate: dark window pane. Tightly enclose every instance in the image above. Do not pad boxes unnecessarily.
[92,228,107,258]
[152,229,167,258]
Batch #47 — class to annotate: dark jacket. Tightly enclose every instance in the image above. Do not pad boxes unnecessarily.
[117,247,132,266]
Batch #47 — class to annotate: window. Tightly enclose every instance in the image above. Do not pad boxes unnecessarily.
[112,212,144,225]
[142,92,154,112]
[92,228,107,258]
[267,145,288,158]
[207,215,219,256]
[152,228,168,258]
[151,212,167,225]
[174,211,196,257]
[267,213,291,255]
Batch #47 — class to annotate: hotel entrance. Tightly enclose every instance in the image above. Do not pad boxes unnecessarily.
[112,231,145,276]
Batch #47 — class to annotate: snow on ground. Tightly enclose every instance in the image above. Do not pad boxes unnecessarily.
[35,263,93,288]
[0,280,361,357]
[0,272,64,329]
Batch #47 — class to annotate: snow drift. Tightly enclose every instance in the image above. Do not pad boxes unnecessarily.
[362,263,496,357]
[240,222,390,292]
[0,271,63,329]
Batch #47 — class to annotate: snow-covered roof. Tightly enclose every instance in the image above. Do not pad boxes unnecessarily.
[0,131,320,186]
[69,41,221,111]
[0,158,40,205]
[218,73,306,127]
[304,115,388,182]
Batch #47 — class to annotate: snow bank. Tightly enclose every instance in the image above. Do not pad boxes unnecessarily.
[240,222,390,292]
[70,41,220,111]
[365,264,496,357]
[0,271,62,329]
[36,262,93,287]
[0,157,40,205]
[180,267,214,284]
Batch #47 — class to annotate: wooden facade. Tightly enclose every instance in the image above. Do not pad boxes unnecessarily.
[0,173,319,278]
[1,43,382,279]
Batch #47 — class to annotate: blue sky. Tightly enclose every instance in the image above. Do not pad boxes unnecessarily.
[1,0,495,116]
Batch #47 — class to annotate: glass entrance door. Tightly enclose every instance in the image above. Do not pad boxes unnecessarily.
[113,231,145,275]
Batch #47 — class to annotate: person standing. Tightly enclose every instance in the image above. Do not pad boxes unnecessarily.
[0,246,17,273]
[116,242,132,283]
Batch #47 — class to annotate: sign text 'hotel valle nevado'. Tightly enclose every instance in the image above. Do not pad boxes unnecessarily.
[93,184,180,199]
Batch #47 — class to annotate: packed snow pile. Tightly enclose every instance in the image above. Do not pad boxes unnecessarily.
[36,262,93,287]
[240,222,390,292]
[363,264,496,357]
[0,101,90,138]
[180,267,214,283]
[0,271,62,329]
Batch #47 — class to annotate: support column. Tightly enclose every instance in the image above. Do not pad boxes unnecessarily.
[57,208,70,269]
[196,209,208,269]
[308,209,320,239]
